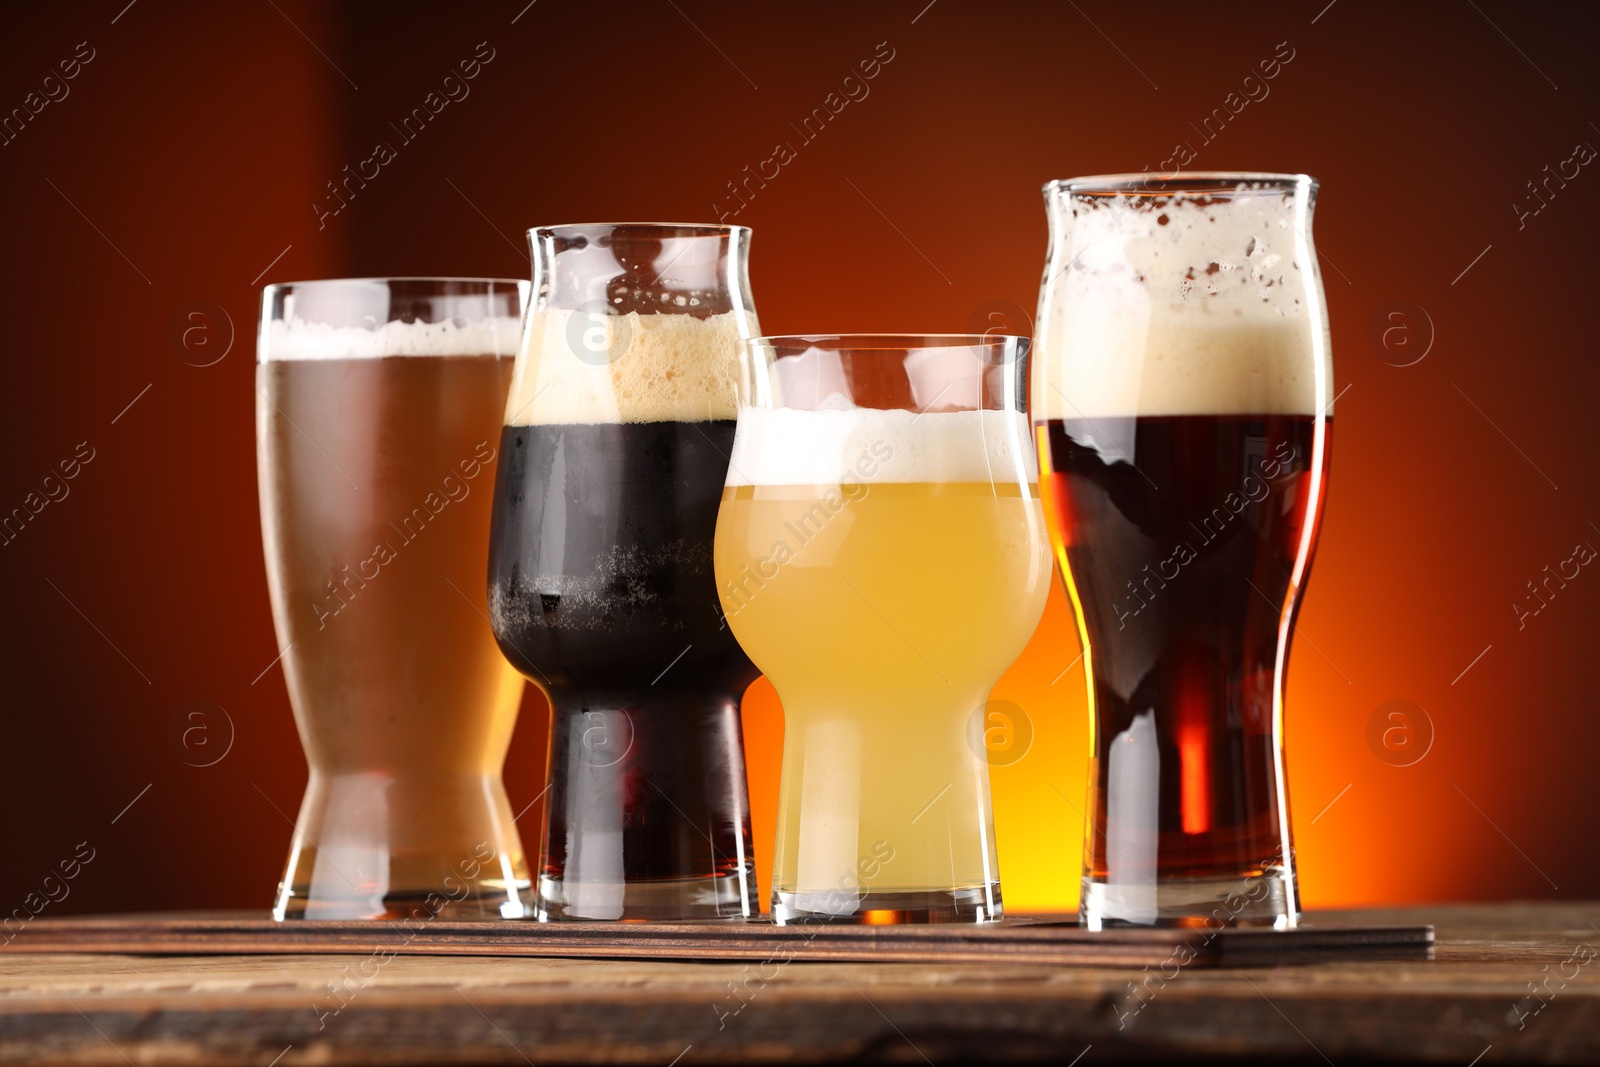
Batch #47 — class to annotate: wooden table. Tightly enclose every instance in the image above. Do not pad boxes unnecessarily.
[0,903,1594,1064]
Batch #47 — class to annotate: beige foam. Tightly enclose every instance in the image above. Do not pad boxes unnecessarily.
[504,308,756,425]
[1036,188,1331,419]
[260,316,523,361]
[725,407,1036,487]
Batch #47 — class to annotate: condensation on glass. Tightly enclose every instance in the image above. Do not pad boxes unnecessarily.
[258,277,531,920]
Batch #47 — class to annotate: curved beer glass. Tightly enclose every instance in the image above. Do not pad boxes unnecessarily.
[716,335,1052,923]
[258,277,531,920]
[488,223,761,921]
[1033,174,1333,928]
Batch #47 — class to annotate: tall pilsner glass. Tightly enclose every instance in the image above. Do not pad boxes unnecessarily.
[717,335,1052,923]
[1034,174,1333,928]
[488,224,762,921]
[258,278,531,920]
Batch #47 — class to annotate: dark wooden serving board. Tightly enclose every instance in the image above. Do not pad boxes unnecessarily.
[9,906,1597,1065]
[0,911,1432,968]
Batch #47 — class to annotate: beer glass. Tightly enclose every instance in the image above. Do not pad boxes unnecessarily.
[488,224,762,921]
[1034,174,1333,928]
[716,335,1052,923]
[258,277,532,920]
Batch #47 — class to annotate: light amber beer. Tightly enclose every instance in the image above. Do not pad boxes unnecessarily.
[715,371,1050,923]
[258,278,531,920]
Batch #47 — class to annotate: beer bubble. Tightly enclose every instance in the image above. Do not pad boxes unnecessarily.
[966,300,1033,364]
[168,701,235,768]
[966,699,1033,767]
[1366,300,1433,367]
[577,708,634,768]
[1366,699,1434,767]
[168,301,234,367]
[565,300,633,367]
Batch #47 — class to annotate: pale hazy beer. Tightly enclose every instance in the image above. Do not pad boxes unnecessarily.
[258,278,531,920]
[716,336,1050,923]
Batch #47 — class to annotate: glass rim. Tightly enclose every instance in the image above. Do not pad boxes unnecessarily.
[750,333,1027,351]
[528,222,751,240]
[1045,172,1317,197]
[262,276,528,295]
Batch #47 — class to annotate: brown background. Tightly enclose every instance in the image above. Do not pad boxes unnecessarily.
[2,0,1597,916]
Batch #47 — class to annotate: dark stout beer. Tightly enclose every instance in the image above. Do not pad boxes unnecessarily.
[486,222,761,920]
[488,418,758,918]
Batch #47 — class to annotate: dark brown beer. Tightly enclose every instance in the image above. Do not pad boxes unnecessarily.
[1035,173,1330,927]
[1038,414,1330,887]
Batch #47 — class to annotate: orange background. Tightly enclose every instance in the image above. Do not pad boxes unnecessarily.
[2,1,1597,916]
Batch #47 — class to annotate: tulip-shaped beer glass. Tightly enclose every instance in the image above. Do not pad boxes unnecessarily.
[1033,174,1333,928]
[717,335,1052,923]
[488,224,762,920]
[258,278,531,920]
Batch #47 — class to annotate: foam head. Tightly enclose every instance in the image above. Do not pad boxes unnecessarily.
[260,280,524,361]
[260,316,523,361]
[504,308,753,425]
[1037,178,1331,420]
[726,406,1037,488]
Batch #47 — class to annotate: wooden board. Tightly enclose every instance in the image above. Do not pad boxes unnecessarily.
[0,911,1432,968]
[0,904,1594,1065]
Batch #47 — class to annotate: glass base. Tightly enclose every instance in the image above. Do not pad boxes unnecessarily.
[269,770,535,922]
[537,869,755,921]
[772,884,1002,925]
[274,880,533,921]
[1080,870,1297,930]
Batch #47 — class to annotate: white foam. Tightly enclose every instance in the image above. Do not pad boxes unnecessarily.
[725,406,1036,487]
[505,308,754,425]
[1036,185,1331,419]
[260,316,523,361]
